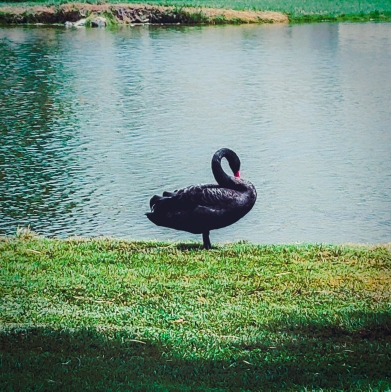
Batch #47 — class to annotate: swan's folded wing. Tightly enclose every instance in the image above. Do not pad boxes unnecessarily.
[177,185,240,208]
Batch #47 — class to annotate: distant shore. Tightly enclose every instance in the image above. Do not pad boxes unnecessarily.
[1,2,390,26]
[0,3,288,26]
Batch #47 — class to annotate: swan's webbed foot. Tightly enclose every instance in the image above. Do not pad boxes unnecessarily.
[202,231,212,250]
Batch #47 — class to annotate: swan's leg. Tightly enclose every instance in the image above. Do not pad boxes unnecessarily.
[202,231,211,250]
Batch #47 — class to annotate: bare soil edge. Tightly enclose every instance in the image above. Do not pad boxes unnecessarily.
[0,3,288,25]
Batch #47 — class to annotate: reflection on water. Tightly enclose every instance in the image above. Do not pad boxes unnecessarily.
[1,23,390,244]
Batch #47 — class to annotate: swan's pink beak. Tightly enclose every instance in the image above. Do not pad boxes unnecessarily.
[234,171,240,178]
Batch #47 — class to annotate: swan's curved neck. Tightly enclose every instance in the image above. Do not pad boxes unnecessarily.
[211,148,240,188]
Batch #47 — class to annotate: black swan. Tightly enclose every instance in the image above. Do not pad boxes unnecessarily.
[146,148,257,249]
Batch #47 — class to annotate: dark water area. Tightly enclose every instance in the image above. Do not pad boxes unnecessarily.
[1,23,390,244]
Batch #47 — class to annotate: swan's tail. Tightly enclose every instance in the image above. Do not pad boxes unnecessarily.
[148,193,179,213]
[149,195,163,210]
[145,194,176,226]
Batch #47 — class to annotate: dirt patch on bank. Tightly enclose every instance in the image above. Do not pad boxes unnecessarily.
[0,3,288,25]
[194,8,288,23]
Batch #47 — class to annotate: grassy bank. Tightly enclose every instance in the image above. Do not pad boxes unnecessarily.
[1,233,390,390]
[1,0,391,25]
[0,3,287,25]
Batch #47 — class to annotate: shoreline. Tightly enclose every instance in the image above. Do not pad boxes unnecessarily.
[0,3,288,26]
[2,230,391,248]
[1,3,390,26]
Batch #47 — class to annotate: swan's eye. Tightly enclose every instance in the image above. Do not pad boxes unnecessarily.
[234,171,241,178]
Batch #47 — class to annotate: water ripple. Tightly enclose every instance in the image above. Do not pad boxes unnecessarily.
[1,23,390,243]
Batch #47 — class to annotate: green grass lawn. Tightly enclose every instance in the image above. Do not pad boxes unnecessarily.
[1,233,390,390]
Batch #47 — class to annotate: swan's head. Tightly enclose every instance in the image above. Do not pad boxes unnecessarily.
[226,150,241,178]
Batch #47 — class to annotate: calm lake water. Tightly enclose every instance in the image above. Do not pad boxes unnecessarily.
[1,22,390,244]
